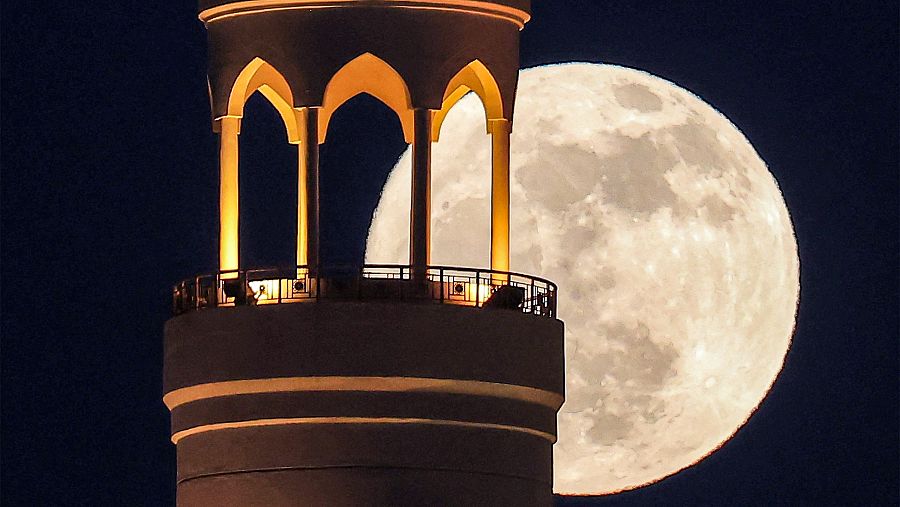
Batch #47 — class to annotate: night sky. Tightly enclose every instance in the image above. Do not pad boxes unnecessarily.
[2,1,897,505]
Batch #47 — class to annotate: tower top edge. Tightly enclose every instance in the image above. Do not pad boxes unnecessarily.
[199,0,531,26]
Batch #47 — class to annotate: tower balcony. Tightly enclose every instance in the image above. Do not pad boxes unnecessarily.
[173,264,557,318]
[164,265,563,506]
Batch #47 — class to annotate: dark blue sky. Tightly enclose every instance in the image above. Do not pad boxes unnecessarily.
[2,1,897,505]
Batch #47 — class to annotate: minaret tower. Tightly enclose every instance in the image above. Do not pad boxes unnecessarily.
[164,1,564,505]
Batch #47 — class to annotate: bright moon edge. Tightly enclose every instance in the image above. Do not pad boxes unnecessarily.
[365,63,800,495]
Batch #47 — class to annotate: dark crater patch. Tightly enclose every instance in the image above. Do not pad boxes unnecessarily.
[577,321,680,446]
[517,144,605,211]
[613,83,664,112]
[597,134,680,215]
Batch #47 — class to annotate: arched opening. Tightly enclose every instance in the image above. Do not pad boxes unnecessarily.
[317,53,415,267]
[216,58,308,275]
[432,60,504,141]
[319,53,415,143]
[430,91,493,268]
[238,93,298,268]
[431,61,511,273]
[225,58,300,142]
[320,94,408,267]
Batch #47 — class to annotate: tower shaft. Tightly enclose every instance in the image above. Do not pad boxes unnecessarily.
[165,303,564,505]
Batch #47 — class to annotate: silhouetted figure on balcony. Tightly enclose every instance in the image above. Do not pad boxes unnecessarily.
[246,285,259,305]
[223,278,256,306]
[483,285,525,311]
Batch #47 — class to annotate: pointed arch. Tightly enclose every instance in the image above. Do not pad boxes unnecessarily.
[225,57,301,144]
[430,60,511,274]
[432,60,504,141]
[318,53,415,144]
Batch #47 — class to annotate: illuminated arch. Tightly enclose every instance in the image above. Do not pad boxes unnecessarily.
[225,57,301,143]
[430,60,510,274]
[432,60,504,141]
[319,53,414,143]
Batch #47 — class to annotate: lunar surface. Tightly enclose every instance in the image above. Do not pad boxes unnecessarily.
[365,64,799,494]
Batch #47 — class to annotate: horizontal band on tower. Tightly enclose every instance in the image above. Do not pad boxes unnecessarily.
[171,416,555,444]
[163,376,564,410]
[199,0,531,27]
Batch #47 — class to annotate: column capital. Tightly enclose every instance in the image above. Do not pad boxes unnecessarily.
[487,118,511,135]
[214,115,242,134]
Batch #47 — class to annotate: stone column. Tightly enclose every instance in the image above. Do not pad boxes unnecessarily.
[219,116,241,278]
[410,108,432,280]
[490,119,511,276]
[299,107,320,274]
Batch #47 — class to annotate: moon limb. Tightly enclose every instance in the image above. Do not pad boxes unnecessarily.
[366,64,799,495]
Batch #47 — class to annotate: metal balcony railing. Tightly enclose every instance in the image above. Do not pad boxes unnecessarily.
[172,265,557,318]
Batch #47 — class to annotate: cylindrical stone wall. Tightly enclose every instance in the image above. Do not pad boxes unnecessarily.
[164,302,564,506]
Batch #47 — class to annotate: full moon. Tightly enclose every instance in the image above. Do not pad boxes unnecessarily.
[365,64,799,494]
